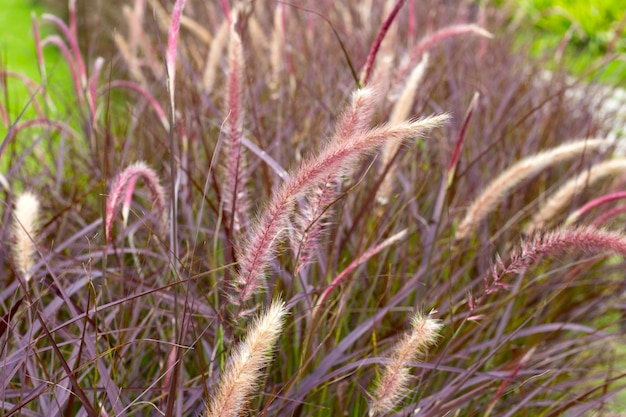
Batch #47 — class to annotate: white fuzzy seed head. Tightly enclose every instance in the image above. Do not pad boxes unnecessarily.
[206,300,287,417]
[12,192,41,282]
[369,312,442,416]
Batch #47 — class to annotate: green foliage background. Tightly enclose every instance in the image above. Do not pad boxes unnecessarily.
[0,0,44,80]
[0,0,71,122]
[514,0,626,83]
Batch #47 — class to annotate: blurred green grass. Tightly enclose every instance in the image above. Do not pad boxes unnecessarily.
[0,0,44,81]
[0,0,76,178]
[0,0,72,123]
[513,0,626,84]
[1,0,46,123]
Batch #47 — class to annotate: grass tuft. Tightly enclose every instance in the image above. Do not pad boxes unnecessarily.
[1,1,625,415]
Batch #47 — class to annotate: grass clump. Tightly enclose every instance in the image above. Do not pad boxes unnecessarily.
[1,1,626,416]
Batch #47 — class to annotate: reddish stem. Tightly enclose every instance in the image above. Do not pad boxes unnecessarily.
[570,191,626,224]
[360,0,407,86]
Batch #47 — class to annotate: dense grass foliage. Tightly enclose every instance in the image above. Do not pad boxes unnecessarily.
[1,1,626,416]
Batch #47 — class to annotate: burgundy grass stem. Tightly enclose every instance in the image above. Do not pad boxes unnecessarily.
[360,0,408,86]
[566,191,626,225]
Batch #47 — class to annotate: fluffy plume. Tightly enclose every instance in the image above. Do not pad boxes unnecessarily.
[165,0,186,104]
[203,19,229,92]
[485,226,626,300]
[369,312,442,416]
[335,87,381,140]
[292,87,379,270]
[206,300,287,417]
[292,181,336,273]
[12,192,41,282]
[268,3,285,95]
[377,53,430,205]
[235,114,449,304]
[455,138,610,241]
[395,24,493,85]
[105,161,167,243]
[527,158,626,234]
[222,20,250,236]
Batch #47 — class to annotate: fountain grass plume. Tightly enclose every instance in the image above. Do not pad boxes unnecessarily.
[336,87,381,140]
[455,138,610,241]
[527,158,626,234]
[222,17,250,236]
[12,192,41,282]
[368,311,442,416]
[203,19,229,92]
[105,161,167,243]
[291,87,381,272]
[376,53,429,206]
[165,0,186,105]
[205,299,287,417]
[292,181,335,273]
[394,24,493,85]
[234,113,449,305]
[484,226,626,301]
[242,85,376,284]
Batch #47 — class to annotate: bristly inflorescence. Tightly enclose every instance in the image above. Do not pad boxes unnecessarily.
[526,158,626,234]
[221,15,250,238]
[233,113,449,307]
[456,138,610,241]
[12,191,41,282]
[479,226,626,305]
[206,300,287,417]
[368,311,442,416]
[105,161,168,244]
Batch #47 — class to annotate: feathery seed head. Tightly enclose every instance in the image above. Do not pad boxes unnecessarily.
[481,226,626,305]
[455,138,610,241]
[105,161,168,243]
[527,158,626,234]
[369,311,442,416]
[206,299,287,417]
[234,113,449,305]
[12,192,41,282]
[166,0,186,103]
[335,87,378,140]
[222,18,250,236]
